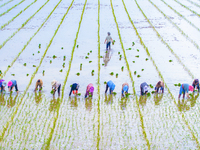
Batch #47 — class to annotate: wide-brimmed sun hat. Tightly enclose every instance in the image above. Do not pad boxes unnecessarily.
[123,85,128,93]
[8,81,12,87]
[143,86,148,93]
[2,81,6,87]
[189,85,194,91]
[51,80,56,86]
[89,86,94,93]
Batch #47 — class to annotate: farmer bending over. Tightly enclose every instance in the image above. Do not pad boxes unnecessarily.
[122,83,129,97]
[34,79,43,92]
[104,32,113,50]
[155,81,164,93]
[51,80,61,97]
[105,80,115,94]
[69,83,79,96]
[8,80,19,93]
[140,82,149,96]
[178,83,193,99]
[0,79,6,92]
[192,79,199,92]
[85,83,94,98]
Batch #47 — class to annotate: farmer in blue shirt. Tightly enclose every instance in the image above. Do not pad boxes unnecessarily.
[105,80,115,94]
[8,80,19,93]
[121,83,129,97]
[178,83,193,99]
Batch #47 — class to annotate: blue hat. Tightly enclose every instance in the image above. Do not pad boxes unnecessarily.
[123,85,128,93]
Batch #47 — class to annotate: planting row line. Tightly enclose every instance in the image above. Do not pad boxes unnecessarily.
[0,0,13,8]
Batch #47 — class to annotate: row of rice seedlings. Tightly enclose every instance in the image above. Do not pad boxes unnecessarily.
[174,0,200,17]
[135,0,195,79]
[0,0,50,49]
[148,0,200,50]
[0,0,13,8]
[0,0,57,79]
[186,0,200,8]
[0,0,25,17]
[124,0,200,148]
[110,0,150,149]
[1,0,38,29]
[160,0,200,32]
[42,0,85,149]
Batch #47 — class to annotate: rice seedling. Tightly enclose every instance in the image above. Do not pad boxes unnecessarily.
[145,58,149,61]
[147,92,151,97]
[43,70,45,75]
[0,70,2,74]
[121,66,124,71]
[178,83,181,86]
[109,72,114,76]
[87,52,90,55]
[38,51,40,53]
[70,85,72,87]
[85,56,89,59]
[63,56,66,61]
[11,74,15,76]
[32,53,34,56]
[33,65,36,67]
[137,75,141,78]
[89,61,92,63]
[137,49,139,52]
[169,60,172,62]
[39,44,41,48]
[26,74,29,76]
[92,70,94,73]
[112,40,115,45]
[76,45,79,48]
[134,71,136,75]
[62,63,65,68]
[53,55,57,59]
[8,65,10,68]
[23,63,26,66]
[59,69,63,72]
[90,50,92,53]
[50,90,54,94]
[141,69,144,71]
[102,64,104,66]
[149,84,154,88]
[104,81,107,84]
[100,56,103,58]
[151,91,155,94]
[77,93,81,96]
[135,55,139,58]
[118,52,120,55]
[61,47,63,49]
[80,63,82,70]
[132,61,135,63]
[132,42,135,46]
[113,92,117,96]
[174,84,178,86]
[116,73,118,78]
[76,73,80,76]
[50,60,52,64]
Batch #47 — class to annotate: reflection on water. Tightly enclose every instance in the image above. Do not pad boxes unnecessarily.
[69,97,80,109]
[178,93,199,112]
[49,97,60,112]
[34,92,42,104]
[103,50,112,67]
[104,94,113,105]
[0,94,5,106]
[154,94,163,106]
[85,98,92,111]
[139,95,147,106]
[7,94,18,108]
[119,97,128,110]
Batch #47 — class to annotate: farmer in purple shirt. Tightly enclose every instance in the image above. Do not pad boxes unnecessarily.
[178,83,193,99]
[0,79,6,92]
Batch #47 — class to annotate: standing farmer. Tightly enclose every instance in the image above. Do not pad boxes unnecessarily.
[178,83,193,99]
[121,83,129,97]
[8,80,19,93]
[85,83,94,98]
[105,80,115,94]
[69,83,79,96]
[104,32,113,50]
[34,79,43,92]
[51,80,61,97]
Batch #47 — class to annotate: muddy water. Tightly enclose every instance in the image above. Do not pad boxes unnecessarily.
[1,0,200,149]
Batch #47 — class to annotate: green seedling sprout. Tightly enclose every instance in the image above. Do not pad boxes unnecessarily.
[100,56,103,58]
[137,75,141,78]
[178,83,181,86]
[149,84,154,89]
[110,72,114,76]
[39,44,41,48]
[169,60,173,62]
[147,92,151,97]
[121,66,124,71]
[50,60,52,64]
[135,55,139,58]
[11,74,15,76]
[0,70,2,74]
[76,45,79,48]
[63,56,66,61]
[132,61,135,63]
[141,69,144,71]
[26,74,29,76]
[112,40,115,45]
[134,71,136,75]
[33,53,34,56]
[62,63,65,68]
[137,49,139,52]
[92,70,94,73]
[151,91,155,94]
[60,69,63,72]
[77,93,81,96]
[113,92,117,95]
[43,70,45,75]
[91,70,94,76]
[174,84,178,86]
[105,51,108,53]
[8,65,10,68]
[189,93,193,97]
[80,63,82,70]
[23,63,26,66]
[61,47,63,49]
[104,81,107,84]
[120,55,122,58]
[132,42,135,46]
[116,73,118,78]
[33,65,36,67]
[90,50,92,53]
[76,72,80,76]
[53,55,57,59]
[89,61,92,63]
[145,58,149,61]
[70,85,72,87]
[102,64,105,66]
[87,53,90,55]
[38,51,40,53]
[128,48,131,50]
[50,90,54,94]
[118,52,120,55]
[85,56,89,59]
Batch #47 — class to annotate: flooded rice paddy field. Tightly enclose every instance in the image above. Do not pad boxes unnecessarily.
[0,0,200,149]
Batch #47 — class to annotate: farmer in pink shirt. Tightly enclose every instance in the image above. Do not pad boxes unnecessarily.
[85,83,94,98]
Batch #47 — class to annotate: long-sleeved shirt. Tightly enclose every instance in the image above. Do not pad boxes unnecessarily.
[69,83,79,96]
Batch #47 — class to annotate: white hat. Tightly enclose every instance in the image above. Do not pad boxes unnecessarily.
[143,86,148,93]
[51,80,56,86]
[2,81,6,87]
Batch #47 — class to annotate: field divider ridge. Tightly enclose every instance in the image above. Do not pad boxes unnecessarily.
[0,0,13,8]
[147,0,200,50]
[110,0,150,149]
[1,0,38,29]
[42,0,88,149]
[186,0,200,8]
[123,0,200,148]
[0,0,67,142]
[0,0,49,49]
[160,0,200,32]
[0,0,25,17]
[135,0,195,79]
